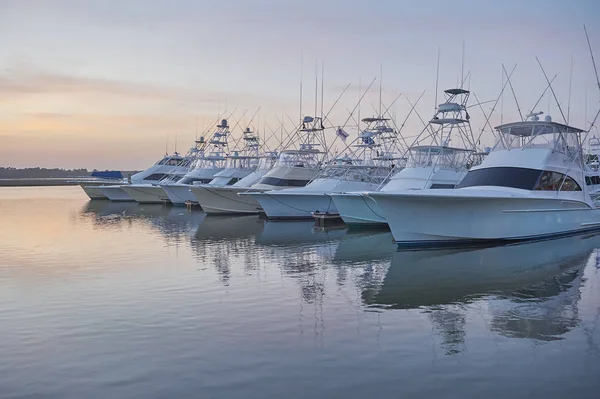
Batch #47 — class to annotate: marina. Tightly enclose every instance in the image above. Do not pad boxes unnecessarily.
[3,1,600,397]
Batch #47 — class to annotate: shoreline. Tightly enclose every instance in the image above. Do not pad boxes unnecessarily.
[0,178,83,187]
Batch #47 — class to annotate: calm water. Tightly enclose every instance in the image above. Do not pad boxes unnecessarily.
[1,187,599,399]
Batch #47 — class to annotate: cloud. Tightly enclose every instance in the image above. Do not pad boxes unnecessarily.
[0,66,287,108]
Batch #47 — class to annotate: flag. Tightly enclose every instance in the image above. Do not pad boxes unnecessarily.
[336,127,349,141]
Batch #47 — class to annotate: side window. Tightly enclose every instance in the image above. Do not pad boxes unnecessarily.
[144,173,166,181]
[535,171,581,191]
[561,175,582,191]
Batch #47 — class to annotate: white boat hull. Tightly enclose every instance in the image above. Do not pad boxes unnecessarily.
[252,192,338,220]
[101,186,135,202]
[329,193,387,227]
[81,185,110,200]
[190,186,262,215]
[370,191,600,248]
[161,184,196,206]
[121,185,170,204]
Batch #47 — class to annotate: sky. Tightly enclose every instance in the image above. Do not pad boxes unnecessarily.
[1,0,600,170]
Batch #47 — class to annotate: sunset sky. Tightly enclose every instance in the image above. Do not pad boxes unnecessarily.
[1,0,599,170]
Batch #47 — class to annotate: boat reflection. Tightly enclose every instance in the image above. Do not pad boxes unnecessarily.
[364,234,600,347]
[255,221,347,247]
[79,201,203,241]
[191,215,265,285]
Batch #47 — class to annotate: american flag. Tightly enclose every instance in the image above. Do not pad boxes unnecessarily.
[336,127,349,141]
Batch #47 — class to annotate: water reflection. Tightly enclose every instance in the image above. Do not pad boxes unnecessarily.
[80,201,203,241]
[362,234,600,348]
[75,201,600,347]
[191,216,265,285]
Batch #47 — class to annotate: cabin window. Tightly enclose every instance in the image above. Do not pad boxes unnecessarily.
[256,177,310,187]
[534,171,581,191]
[456,167,543,190]
[144,173,167,181]
[430,183,456,189]
[586,175,600,185]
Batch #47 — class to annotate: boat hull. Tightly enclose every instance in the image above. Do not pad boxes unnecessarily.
[252,192,338,220]
[370,192,600,248]
[161,184,196,206]
[81,185,110,200]
[190,186,262,215]
[329,193,387,227]
[121,185,170,204]
[101,186,135,202]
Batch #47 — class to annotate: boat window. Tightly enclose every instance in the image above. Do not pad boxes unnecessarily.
[256,177,310,187]
[456,167,543,190]
[144,173,168,181]
[181,177,212,185]
[586,175,600,185]
[535,171,581,191]
[430,183,456,189]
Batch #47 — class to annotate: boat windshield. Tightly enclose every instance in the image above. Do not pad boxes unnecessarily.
[317,165,393,184]
[275,150,323,168]
[257,155,278,170]
[406,146,473,169]
[224,156,259,170]
[192,153,227,170]
[157,157,182,166]
[494,121,583,160]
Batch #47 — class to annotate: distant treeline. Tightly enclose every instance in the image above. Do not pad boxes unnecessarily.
[0,167,139,179]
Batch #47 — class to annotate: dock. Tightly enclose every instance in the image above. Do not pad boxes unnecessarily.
[312,211,346,228]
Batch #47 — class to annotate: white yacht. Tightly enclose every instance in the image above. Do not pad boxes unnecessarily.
[119,151,194,204]
[160,120,234,206]
[190,152,278,214]
[237,116,330,212]
[330,88,479,226]
[250,117,405,220]
[124,119,235,204]
[369,113,600,248]
[100,152,186,202]
[78,171,127,200]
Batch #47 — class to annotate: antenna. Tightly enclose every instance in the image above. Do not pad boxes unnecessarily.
[314,58,318,119]
[584,25,600,93]
[535,56,567,123]
[379,63,383,117]
[500,66,504,124]
[358,77,361,135]
[568,54,573,124]
[434,47,440,109]
[174,133,177,153]
[165,135,169,156]
[585,87,588,130]
[461,40,465,90]
[299,51,303,124]
[320,60,324,119]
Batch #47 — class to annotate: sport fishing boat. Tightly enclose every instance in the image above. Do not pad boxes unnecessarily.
[330,88,480,227]
[189,151,278,214]
[124,119,234,204]
[160,120,234,206]
[236,115,330,212]
[250,116,405,220]
[369,112,600,248]
[78,171,127,200]
[119,151,194,204]
[99,152,186,202]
